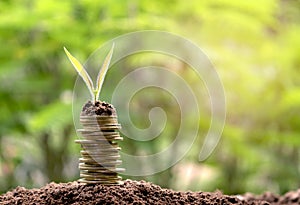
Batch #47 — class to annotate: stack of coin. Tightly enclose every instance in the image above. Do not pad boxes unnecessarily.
[75,115,125,184]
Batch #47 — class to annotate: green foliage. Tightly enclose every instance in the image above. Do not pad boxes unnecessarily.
[64,47,95,101]
[64,44,114,102]
[0,0,300,195]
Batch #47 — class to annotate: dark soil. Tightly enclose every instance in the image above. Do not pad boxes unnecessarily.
[1,180,299,205]
[81,100,116,116]
[241,190,300,205]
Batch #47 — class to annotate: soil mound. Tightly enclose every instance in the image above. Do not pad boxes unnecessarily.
[240,190,300,205]
[0,180,276,205]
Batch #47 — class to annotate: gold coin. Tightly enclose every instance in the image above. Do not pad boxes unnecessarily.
[80,127,121,131]
[80,174,121,180]
[80,161,120,167]
[75,139,110,144]
[84,133,120,137]
[80,150,119,156]
[75,140,121,146]
[78,130,119,134]
[80,146,121,151]
[80,170,118,176]
[81,136,122,141]
[82,151,119,155]
[83,137,121,141]
[80,155,120,160]
[80,168,125,173]
[80,144,119,149]
[80,160,120,166]
[78,178,123,184]
[79,167,118,172]
[78,130,120,135]
[81,159,120,164]
[78,135,123,141]
[80,125,120,129]
[80,172,120,177]
[79,164,125,172]
[81,152,121,157]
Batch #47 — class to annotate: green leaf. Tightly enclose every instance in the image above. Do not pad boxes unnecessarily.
[64,47,94,100]
[95,43,115,101]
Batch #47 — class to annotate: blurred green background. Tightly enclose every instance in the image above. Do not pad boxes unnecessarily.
[1,0,300,195]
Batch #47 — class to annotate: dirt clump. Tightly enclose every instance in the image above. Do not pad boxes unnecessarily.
[81,100,116,116]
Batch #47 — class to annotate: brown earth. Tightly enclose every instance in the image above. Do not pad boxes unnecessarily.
[1,179,299,205]
[82,101,116,116]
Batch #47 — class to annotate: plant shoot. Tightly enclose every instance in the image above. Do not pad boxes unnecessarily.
[64,44,115,102]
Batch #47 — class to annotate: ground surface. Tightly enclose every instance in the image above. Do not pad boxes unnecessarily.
[1,180,300,204]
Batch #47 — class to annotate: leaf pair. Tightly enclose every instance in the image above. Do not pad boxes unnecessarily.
[64,44,114,102]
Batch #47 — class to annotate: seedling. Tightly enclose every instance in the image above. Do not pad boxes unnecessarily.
[64,44,114,102]
[64,44,124,184]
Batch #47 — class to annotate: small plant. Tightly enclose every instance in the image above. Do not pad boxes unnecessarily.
[64,44,124,184]
[64,44,114,102]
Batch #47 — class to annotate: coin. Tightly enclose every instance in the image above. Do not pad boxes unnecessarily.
[78,178,123,184]
[80,150,119,156]
[80,156,120,162]
[80,168,125,173]
[76,113,124,184]
[79,163,125,171]
[80,174,121,180]
[78,130,120,136]
[81,156,120,160]
[82,136,122,141]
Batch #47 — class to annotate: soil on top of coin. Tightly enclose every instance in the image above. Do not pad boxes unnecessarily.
[81,100,116,116]
[1,179,299,205]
